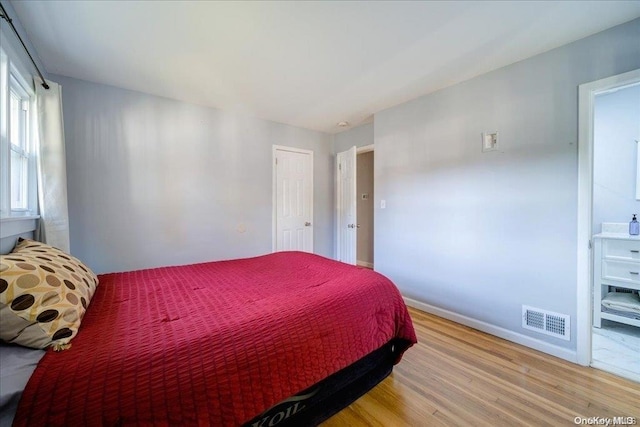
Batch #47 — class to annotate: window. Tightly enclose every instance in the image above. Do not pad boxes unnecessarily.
[9,77,30,210]
[0,46,37,218]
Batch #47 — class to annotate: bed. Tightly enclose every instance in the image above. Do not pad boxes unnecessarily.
[1,245,416,426]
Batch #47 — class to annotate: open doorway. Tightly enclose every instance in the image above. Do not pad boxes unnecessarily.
[577,68,640,382]
[356,147,374,269]
[590,82,640,381]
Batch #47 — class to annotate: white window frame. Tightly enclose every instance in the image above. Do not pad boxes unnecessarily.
[0,43,37,219]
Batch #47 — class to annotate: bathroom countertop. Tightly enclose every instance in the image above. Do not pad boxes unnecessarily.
[595,222,640,240]
[593,232,640,240]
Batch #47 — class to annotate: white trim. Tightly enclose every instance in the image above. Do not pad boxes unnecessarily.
[356,260,373,268]
[272,145,315,156]
[0,28,33,91]
[0,215,38,239]
[0,47,9,217]
[272,145,314,253]
[403,297,578,363]
[590,361,640,384]
[576,68,640,366]
[357,145,374,266]
[7,74,36,215]
[0,43,38,219]
[334,154,340,260]
[357,144,374,154]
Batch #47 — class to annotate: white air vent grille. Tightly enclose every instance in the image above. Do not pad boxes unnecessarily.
[522,306,570,340]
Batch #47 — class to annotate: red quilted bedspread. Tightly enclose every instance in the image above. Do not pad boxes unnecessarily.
[15,252,416,426]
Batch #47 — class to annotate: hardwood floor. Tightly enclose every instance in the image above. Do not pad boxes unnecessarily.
[323,307,640,426]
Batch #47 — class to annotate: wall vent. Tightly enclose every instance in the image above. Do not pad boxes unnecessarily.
[522,305,570,341]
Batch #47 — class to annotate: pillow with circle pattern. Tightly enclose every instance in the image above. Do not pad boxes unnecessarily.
[0,238,99,351]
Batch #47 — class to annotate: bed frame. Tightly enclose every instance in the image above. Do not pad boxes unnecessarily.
[245,339,407,426]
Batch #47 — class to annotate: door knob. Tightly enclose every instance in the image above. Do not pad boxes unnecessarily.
[305,222,312,226]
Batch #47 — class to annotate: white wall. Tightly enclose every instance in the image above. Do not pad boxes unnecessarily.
[373,19,640,352]
[54,75,334,273]
[593,85,640,234]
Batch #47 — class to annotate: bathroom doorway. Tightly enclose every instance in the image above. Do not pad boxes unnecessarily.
[356,147,374,269]
[577,68,640,383]
[590,81,640,382]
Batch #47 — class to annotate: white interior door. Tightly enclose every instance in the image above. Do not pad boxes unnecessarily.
[273,146,313,253]
[336,146,357,264]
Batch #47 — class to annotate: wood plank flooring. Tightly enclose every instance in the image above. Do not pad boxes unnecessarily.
[323,307,640,426]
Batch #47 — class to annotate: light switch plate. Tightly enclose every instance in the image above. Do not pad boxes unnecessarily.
[482,132,498,152]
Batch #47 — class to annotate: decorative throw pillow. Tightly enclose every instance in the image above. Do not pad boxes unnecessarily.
[0,238,99,350]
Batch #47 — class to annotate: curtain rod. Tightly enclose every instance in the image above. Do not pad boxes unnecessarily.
[0,3,49,89]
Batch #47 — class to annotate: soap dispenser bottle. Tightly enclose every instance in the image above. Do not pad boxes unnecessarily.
[630,215,639,235]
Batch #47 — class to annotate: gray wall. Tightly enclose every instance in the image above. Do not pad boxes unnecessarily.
[357,151,374,265]
[334,123,374,153]
[373,19,640,350]
[54,75,334,273]
[593,85,640,234]
[0,1,47,79]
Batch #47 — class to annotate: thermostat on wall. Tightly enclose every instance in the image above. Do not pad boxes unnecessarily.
[482,132,498,152]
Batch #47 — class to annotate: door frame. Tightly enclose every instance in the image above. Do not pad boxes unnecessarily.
[272,145,314,253]
[335,144,375,263]
[576,68,640,366]
[356,144,374,268]
[357,144,374,154]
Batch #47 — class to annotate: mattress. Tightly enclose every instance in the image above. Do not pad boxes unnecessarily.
[13,251,416,426]
[245,339,400,427]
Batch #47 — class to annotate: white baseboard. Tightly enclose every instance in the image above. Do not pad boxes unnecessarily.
[403,296,578,364]
[356,260,374,268]
[590,360,640,383]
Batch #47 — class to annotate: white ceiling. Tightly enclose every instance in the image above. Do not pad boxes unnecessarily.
[9,1,640,134]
